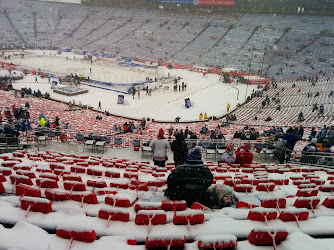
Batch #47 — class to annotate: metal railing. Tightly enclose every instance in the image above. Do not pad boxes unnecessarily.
[17,128,267,153]
[0,135,21,153]
[288,150,334,168]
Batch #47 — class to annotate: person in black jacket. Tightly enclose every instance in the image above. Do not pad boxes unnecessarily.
[165,146,213,207]
[171,131,188,166]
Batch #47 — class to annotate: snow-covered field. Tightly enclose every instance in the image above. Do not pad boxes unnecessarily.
[4,50,257,122]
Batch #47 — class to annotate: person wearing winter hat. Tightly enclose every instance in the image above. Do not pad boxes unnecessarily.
[165,146,213,207]
[219,145,236,165]
[207,184,238,209]
[301,138,319,164]
[150,128,170,167]
[171,131,188,166]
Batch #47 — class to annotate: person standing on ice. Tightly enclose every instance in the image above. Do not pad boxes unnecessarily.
[227,103,230,112]
[98,101,101,109]
[149,128,170,167]
[35,76,38,83]
[138,89,140,99]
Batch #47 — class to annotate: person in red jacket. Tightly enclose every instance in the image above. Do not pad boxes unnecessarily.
[235,144,253,166]
[243,144,254,165]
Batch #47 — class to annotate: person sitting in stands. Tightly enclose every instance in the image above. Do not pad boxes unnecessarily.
[207,184,238,209]
[265,116,272,122]
[165,146,213,207]
[235,144,253,166]
[219,145,236,165]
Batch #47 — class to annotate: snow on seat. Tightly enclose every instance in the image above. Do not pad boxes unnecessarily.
[234,184,253,192]
[12,152,25,158]
[86,160,99,166]
[293,179,311,186]
[63,174,82,182]
[102,162,114,167]
[36,177,58,188]
[105,193,138,207]
[294,197,320,212]
[134,201,162,211]
[15,184,41,197]
[147,180,165,187]
[256,182,275,192]
[98,206,130,224]
[1,161,21,168]
[145,234,186,249]
[236,200,259,209]
[96,188,118,195]
[196,234,237,249]
[173,210,205,225]
[241,168,253,173]
[273,178,289,185]
[110,180,129,189]
[261,196,286,208]
[161,200,187,211]
[224,178,241,186]
[36,167,52,173]
[278,208,309,226]
[70,192,98,204]
[15,170,36,179]
[247,226,288,247]
[49,163,65,171]
[87,179,107,188]
[53,169,71,176]
[0,166,12,176]
[105,170,121,178]
[70,166,86,174]
[253,178,272,185]
[13,164,32,171]
[129,183,149,192]
[155,167,168,173]
[302,167,323,173]
[76,162,89,167]
[247,208,278,223]
[56,225,97,243]
[114,163,127,168]
[135,210,167,225]
[296,188,318,197]
[322,196,334,208]
[20,197,52,214]
[298,183,317,189]
[319,184,334,192]
[123,172,139,179]
[310,179,325,185]
[152,172,165,177]
[63,180,86,191]
[45,189,70,201]
[10,174,33,185]
[87,168,103,176]
[39,173,59,181]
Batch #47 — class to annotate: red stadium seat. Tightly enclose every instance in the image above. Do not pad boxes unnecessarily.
[145,234,186,249]
[173,210,205,225]
[247,226,288,246]
[16,184,41,197]
[56,226,97,243]
[20,197,52,214]
[135,210,167,225]
[196,234,237,249]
